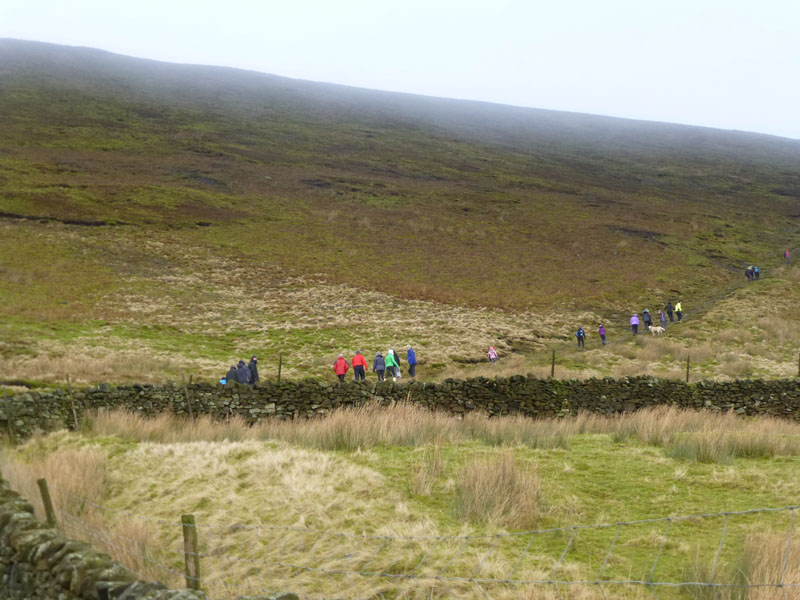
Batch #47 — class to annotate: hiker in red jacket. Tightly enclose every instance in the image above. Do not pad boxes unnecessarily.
[333,354,349,383]
[351,350,368,381]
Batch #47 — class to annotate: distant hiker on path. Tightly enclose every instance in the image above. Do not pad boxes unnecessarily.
[745,266,754,281]
[406,345,417,379]
[658,309,668,329]
[576,326,586,350]
[598,324,607,345]
[630,313,640,335]
[642,309,653,331]
[352,350,368,381]
[248,355,259,386]
[373,352,386,381]
[488,346,498,365]
[236,360,251,384]
[665,301,675,323]
[225,364,237,384]
[333,354,349,383]
[786,249,791,264]
[754,265,760,280]
[385,349,400,380]
[675,301,683,322]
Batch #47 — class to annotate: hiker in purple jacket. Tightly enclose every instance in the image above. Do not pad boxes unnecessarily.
[598,324,607,345]
[630,313,640,335]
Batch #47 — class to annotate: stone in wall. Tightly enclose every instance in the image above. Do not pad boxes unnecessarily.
[1,377,799,439]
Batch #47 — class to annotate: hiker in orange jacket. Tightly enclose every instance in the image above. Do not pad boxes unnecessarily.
[352,350,368,381]
[333,354,349,383]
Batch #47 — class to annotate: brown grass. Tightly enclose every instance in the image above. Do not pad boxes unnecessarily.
[453,453,541,528]
[86,404,580,450]
[411,445,445,496]
[84,404,800,461]
[740,531,800,599]
[688,531,800,600]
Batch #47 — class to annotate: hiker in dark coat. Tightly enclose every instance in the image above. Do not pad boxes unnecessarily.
[236,360,251,384]
[642,309,653,331]
[373,352,386,382]
[665,302,675,323]
[248,355,259,385]
[225,365,238,384]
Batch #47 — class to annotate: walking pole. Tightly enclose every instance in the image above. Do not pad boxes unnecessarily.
[551,349,555,378]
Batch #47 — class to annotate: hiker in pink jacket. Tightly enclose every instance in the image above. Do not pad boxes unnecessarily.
[630,313,640,335]
[488,346,498,365]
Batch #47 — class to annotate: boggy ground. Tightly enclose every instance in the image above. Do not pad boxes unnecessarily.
[1,217,800,388]
[2,404,800,599]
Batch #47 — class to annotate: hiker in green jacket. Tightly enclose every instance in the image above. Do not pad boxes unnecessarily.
[384,348,400,380]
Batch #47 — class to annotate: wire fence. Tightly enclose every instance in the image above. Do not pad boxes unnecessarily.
[48,489,800,600]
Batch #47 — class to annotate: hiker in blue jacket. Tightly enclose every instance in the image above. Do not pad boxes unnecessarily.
[406,345,417,379]
[576,327,586,350]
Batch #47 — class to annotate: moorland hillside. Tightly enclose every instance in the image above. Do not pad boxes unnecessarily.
[1,39,799,385]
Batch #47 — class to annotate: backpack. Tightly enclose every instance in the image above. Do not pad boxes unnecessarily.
[577,329,585,339]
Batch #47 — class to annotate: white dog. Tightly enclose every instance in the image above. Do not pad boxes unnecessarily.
[650,326,665,336]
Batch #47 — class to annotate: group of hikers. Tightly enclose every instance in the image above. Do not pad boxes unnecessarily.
[222,356,259,385]
[333,347,417,382]
[571,301,684,350]
[630,301,683,334]
[218,250,793,381]
[745,265,761,281]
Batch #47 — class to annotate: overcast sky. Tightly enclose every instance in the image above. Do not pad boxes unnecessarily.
[2,0,799,139]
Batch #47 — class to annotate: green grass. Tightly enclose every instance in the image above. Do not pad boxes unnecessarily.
[3,407,800,599]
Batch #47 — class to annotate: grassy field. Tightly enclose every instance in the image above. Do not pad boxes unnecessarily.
[2,40,800,388]
[1,405,799,599]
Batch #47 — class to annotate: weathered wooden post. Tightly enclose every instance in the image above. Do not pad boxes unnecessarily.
[551,349,555,378]
[277,353,283,384]
[66,375,79,431]
[181,374,195,420]
[37,478,57,528]
[181,514,201,590]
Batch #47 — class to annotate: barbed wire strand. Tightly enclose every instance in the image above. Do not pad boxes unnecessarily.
[60,493,800,541]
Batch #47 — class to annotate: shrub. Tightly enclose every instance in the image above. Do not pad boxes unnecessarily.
[453,453,540,528]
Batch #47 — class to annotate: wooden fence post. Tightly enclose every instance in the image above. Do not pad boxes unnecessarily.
[181,514,201,590]
[550,350,555,378]
[277,353,283,384]
[686,355,690,383]
[37,478,57,527]
[66,375,79,431]
[181,374,195,421]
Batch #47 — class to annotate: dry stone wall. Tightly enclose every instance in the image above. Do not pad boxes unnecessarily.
[2,376,800,439]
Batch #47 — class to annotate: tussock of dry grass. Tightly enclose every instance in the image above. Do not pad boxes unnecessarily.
[740,532,800,600]
[411,445,444,496]
[454,453,541,528]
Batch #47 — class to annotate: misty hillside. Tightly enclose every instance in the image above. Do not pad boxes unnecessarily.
[1,38,800,313]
